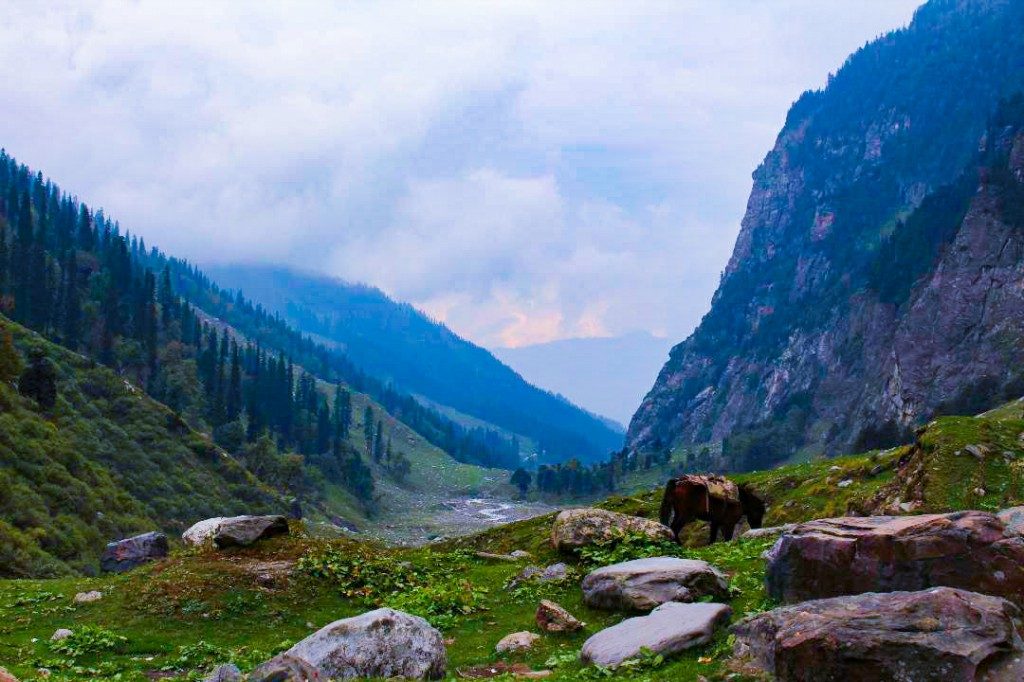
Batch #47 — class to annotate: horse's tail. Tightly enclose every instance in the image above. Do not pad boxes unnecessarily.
[659,478,677,526]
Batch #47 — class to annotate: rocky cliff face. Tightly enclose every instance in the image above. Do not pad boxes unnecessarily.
[628,0,1024,468]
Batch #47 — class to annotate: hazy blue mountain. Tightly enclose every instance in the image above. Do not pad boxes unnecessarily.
[206,264,624,463]
[492,332,674,427]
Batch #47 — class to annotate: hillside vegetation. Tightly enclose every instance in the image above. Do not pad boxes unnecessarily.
[2,399,1021,679]
[0,315,281,578]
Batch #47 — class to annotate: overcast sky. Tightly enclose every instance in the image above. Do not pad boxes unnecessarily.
[0,1,920,349]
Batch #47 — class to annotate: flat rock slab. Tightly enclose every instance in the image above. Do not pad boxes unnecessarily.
[581,601,731,668]
[733,587,1024,682]
[182,515,289,548]
[100,531,168,573]
[550,508,673,551]
[250,608,446,680]
[764,511,1024,605]
[582,557,729,611]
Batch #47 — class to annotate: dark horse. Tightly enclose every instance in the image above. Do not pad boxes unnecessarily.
[659,476,766,544]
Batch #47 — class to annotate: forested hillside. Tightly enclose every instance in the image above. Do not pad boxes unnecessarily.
[206,264,623,463]
[629,0,1024,468]
[0,150,525,495]
[0,314,282,576]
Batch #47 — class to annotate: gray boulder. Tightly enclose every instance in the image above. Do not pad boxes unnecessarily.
[182,515,289,548]
[732,587,1024,681]
[203,663,241,682]
[511,562,570,588]
[495,631,539,654]
[998,506,1024,537]
[249,608,446,680]
[581,557,729,611]
[550,508,673,551]
[742,524,797,540]
[581,602,731,668]
[536,599,584,633]
[100,531,168,573]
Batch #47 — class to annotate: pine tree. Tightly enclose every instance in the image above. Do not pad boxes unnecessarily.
[226,340,242,421]
[373,420,384,462]
[363,405,374,448]
[62,250,80,350]
[333,384,351,441]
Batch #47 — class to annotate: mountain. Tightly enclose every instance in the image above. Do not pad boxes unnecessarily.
[628,0,1024,469]
[205,264,624,463]
[492,332,674,426]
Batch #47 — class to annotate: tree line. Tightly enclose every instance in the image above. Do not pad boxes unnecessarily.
[0,149,521,508]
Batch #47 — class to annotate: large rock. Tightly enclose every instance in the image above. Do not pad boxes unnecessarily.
[742,524,797,540]
[182,515,289,548]
[550,508,673,551]
[0,667,17,682]
[998,506,1024,537]
[764,512,1024,605]
[581,557,729,611]
[581,602,731,668]
[203,663,241,682]
[249,608,445,680]
[732,587,1024,681]
[100,531,168,573]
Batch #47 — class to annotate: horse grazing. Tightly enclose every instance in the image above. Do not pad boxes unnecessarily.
[659,475,766,544]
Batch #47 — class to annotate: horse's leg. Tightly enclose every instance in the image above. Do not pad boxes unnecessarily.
[671,515,686,541]
[709,521,719,544]
[722,523,736,541]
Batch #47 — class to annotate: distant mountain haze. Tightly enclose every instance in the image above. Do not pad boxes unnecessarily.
[205,264,624,464]
[492,333,675,426]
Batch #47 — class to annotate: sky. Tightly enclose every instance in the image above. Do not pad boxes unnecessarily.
[0,0,921,350]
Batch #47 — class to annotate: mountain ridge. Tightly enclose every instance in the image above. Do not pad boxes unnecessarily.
[628,0,1024,468]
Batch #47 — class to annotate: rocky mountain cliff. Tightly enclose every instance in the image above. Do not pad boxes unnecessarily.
[627,0,1024,468]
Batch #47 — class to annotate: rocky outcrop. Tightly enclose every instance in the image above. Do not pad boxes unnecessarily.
[581,557,729,611]
[535,600,583,633]
[250,608,446,680]
[626,1,1024,464]
[764,512,1024,605]
[732,587,1024,681]
[581,602,731,668]
[182,515,289,548]
[100,531,168,573]
[495,631,539,654]
[550,509,672,551]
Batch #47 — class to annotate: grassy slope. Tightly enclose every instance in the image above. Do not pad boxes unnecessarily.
[0,315,283,578]
[3,403,1022,680]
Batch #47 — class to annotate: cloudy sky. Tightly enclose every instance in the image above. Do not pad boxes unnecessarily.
[0,0,920,349]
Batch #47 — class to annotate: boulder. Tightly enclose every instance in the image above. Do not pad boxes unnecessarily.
[536,600,584,633]
[550,508,673,551]
[495,631,539,654]
[511,563,570,588]
[182,517,227,546]
[581,557,729,611]
[73,590,102,604]
[204,663,241,682]
[100,531,168,573]
[998,506,1024,537]
[183,515,289,548]
[581,602,731,668]
[741,524,797,540]
[732,587,1024,681]
[250,608,445,680]
[764,512,1024,605]
[0,667,17,682]
[50,628,72,641]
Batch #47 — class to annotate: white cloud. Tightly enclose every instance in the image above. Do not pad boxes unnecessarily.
[0,0,921,347]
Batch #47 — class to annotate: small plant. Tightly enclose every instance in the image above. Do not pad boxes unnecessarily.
[577,530,681,567]
[386,579,488,629]
[49,625,128,660]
